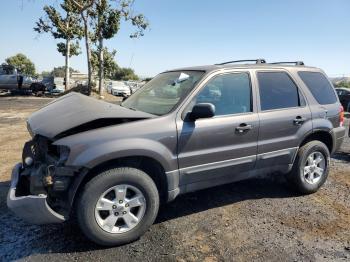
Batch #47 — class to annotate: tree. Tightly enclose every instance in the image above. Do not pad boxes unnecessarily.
[334,81,350,88]
[35,0,82,90]
[71,0,148,96]
[70,0,95,94]
[5,53,36,76]
[94,0,121,96]
[41,71,53,77]
[91,47,118,79]
[113,66,139,81]
[52,66,78,77]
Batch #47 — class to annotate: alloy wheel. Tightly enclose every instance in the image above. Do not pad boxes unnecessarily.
[94,184,146,234]
[303,151,326,185]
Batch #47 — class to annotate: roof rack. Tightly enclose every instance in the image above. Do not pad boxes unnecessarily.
[270,61,305,66]
[215,59,266,66]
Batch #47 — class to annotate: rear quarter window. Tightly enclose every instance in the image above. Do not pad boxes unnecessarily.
[298,71,337,105]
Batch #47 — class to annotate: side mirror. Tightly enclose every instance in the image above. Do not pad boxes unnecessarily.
[190,103,215,121]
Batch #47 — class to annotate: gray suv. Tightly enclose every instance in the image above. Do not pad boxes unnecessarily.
[7,59,346,246]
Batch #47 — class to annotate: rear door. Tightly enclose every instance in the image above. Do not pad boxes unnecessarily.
[255,70,312,170]
[176,71,259,191]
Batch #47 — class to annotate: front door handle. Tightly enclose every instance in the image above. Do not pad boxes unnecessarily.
[293,116,306,125]
[236,123,252,133]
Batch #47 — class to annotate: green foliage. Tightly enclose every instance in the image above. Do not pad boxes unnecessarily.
[51,66,79,77]
[95,0,121,40]
[91,47,118,78]
[34,0,83,57]
[118,0,149,38]
[57,41,81,57]
[91,47,139,80]
[334,81,350,89]
[41,71,53,77]
[92,0,148,42]
[68,0,148,93]
[113,67,139,81]
[5,53,36,76]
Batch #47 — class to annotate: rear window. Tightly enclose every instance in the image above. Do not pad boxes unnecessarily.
[298,72,337,105]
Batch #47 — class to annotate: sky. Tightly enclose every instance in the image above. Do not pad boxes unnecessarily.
[0,0,349,77]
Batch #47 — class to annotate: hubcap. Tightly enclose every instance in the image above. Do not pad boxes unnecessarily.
[303,151,325,185]
[94,184,146,234]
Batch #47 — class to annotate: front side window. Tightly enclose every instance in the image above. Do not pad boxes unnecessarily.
[190,72,252,116]
[258,72,300,111]
[298,71,337,105]
[122,71,204,115]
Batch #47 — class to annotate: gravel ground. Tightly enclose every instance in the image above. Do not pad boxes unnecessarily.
[0,97,349,262]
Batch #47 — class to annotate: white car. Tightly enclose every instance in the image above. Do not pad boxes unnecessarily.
[106,81,131,97]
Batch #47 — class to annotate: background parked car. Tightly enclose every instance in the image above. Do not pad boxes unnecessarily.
[42,76,65,94]
[106,81,131,97]
[0,64,45,94]
[335,87,350,112]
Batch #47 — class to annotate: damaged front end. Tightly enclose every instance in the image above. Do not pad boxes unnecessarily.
[7,92,155,225]
[7,135,84,224]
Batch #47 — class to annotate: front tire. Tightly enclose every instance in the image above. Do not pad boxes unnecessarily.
[288,141,330,194]
[77,167,159,246]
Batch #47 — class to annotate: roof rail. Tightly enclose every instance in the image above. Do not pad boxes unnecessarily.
[270,61,305,66]
[215,59,266,66]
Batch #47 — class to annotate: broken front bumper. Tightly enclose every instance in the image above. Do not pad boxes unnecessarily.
[7,163,66,225]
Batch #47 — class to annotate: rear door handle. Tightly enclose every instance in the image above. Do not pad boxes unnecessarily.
[236,123,252,133]
[293,116,306,125]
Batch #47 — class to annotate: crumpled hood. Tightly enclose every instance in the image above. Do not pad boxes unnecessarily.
[27,92,154,139]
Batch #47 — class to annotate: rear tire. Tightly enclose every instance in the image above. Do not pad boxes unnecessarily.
[77,167,159,246]
[287,141,330,194]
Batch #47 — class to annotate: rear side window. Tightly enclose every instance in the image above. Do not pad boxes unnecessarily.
[298,72,337,105]
[257,72,300,111]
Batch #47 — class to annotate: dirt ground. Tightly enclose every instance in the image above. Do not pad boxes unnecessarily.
[0,96,349,262]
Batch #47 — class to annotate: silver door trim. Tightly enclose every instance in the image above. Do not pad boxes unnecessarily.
[257,147,298,160]
[168,147,299,174]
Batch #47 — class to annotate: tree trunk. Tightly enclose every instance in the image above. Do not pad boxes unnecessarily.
[65,38,70,91]
[98,36,104,97]
[82,13,92,95]
[98,2,104,98]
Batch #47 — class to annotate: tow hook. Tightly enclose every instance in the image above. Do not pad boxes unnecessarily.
[43,165,54,186]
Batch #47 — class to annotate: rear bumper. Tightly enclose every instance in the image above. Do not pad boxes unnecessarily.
[330,126,346,154]
[7,163,65,225]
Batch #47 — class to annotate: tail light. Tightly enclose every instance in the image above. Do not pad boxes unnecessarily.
[340,106,344,127]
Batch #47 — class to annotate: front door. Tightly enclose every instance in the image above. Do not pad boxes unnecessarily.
[176,71,259,192]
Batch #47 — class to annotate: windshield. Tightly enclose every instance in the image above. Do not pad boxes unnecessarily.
[122,71,204,115]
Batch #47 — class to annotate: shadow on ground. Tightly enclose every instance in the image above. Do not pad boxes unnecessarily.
[333,152,350,162]
[0,176,297,261]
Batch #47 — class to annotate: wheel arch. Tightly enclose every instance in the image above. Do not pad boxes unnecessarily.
[299,130,333,154]
[69,155,171,212]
